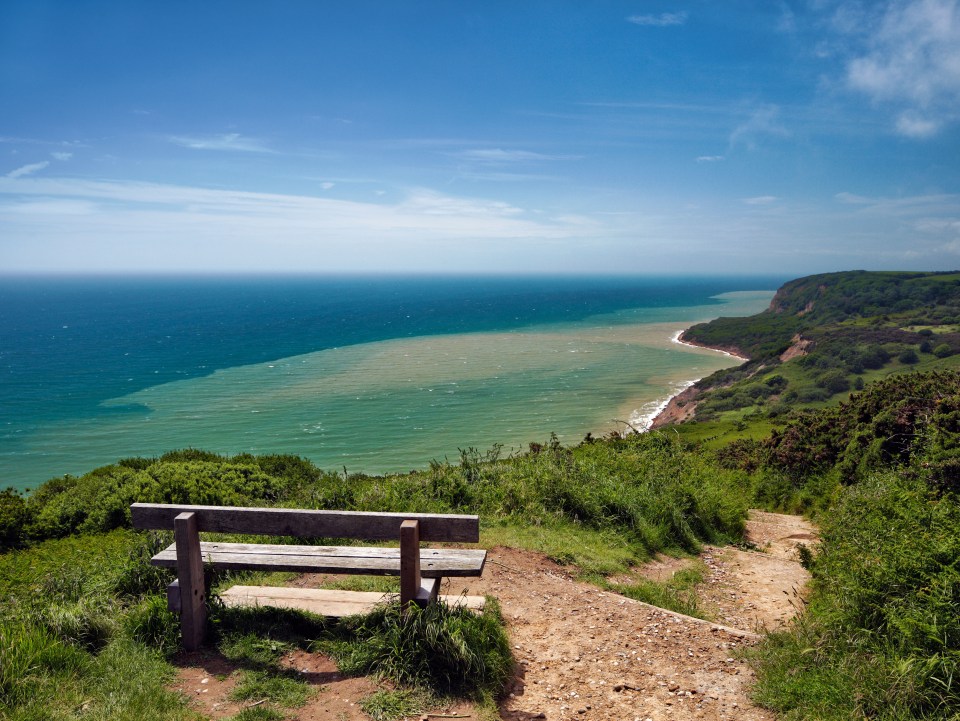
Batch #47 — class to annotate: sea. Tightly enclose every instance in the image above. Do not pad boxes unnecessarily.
[0,275,782,492]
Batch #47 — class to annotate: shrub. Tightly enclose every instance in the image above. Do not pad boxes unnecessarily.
[934,343,953,358]
[898,348,919,364]
[816,370,850,395]
[0,488,29,550]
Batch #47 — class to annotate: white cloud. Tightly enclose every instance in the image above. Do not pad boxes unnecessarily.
[320,182,335,190]
[167,133,273,153]
[728,105,790,149]
[696,155,725,162]
[841,0,960,137]
[743,196,778,205]
[50,152,73,161]
[5,199,97,215]
[6,161,50,179]
[626,12,688,27]
[894,112,941,138]
[3,175,958,275]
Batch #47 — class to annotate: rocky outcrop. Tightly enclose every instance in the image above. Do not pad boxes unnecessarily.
[650,384,701,429]
[779,334,812,362]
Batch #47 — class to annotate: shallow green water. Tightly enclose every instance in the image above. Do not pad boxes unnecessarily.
[12,290,771,485]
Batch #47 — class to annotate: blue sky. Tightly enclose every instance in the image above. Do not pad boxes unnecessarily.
[2,1,959,275]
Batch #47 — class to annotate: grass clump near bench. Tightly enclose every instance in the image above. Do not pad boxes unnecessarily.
[130,503,487,650]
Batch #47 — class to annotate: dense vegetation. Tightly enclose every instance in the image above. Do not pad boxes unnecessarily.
[682,271,960,425]
[3,270,960,720]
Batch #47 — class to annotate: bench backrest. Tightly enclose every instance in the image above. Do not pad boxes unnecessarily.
[130,503,480,543]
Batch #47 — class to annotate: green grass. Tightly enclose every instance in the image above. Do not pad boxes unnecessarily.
[8,359,957,719]
[228,669,313,706]
[482,519,649,577]
[359,688,435,721]
[604,562,709,619]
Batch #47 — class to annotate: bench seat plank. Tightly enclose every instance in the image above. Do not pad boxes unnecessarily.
[151,541,486,577]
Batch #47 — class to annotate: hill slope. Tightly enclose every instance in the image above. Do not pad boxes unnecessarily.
[655,270,960,430]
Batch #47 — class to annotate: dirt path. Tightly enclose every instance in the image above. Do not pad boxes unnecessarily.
[172,511,816,721]
[698,511,816,633]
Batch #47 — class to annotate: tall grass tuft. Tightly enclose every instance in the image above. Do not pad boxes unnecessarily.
[320,599,513,699]
[0,619,87,709]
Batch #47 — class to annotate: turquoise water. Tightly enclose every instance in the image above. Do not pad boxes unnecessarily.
[0,277,777,490]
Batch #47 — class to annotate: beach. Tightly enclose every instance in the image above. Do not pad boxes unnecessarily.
[628,328,752,433]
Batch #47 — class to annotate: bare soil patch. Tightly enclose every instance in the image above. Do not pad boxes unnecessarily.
[698,511,816,633]
[170,511,816,720]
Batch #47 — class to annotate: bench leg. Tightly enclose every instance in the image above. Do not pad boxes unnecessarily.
[399,519,422,609]
[174,512,207,651]
[166,579,182,612]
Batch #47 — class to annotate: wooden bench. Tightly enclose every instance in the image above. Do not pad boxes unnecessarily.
[130,503,487,650]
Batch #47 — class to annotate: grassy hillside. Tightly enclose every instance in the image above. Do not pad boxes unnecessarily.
[678,270,960,429]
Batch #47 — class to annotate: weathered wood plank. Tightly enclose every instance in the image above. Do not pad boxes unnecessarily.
[153,541,484,561]
[131,503,479,542]
[219,585,485,617]
[151,541,487,576]
[174,512,206,651]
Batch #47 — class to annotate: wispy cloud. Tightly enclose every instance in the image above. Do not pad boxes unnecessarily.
[50,152,73,161]
[454,148,571,164]
[728,105,790,149]
[837,0,960,137]
[696,155,725,163]
[456,171,562,183]
[743,196,778,205]
[626,12,688,27]
[6,161,50,179]
[167,133,273,153]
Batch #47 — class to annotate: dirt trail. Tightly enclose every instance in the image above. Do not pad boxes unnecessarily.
[172,511,816,721]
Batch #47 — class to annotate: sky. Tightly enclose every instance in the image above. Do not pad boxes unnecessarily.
[1,0,959,276]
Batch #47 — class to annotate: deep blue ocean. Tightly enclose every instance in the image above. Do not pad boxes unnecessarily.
[0,275,784,491]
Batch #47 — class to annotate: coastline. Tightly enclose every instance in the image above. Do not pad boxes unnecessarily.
[633,328,749,432]
[671,328,749,362]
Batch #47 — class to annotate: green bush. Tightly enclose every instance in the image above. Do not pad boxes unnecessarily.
[0,487,28,550]
[934,343,953,358]
[898,348,919,364]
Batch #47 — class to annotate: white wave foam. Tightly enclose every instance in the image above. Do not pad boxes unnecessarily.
[628,378,698,433]
[626,326,745,434]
